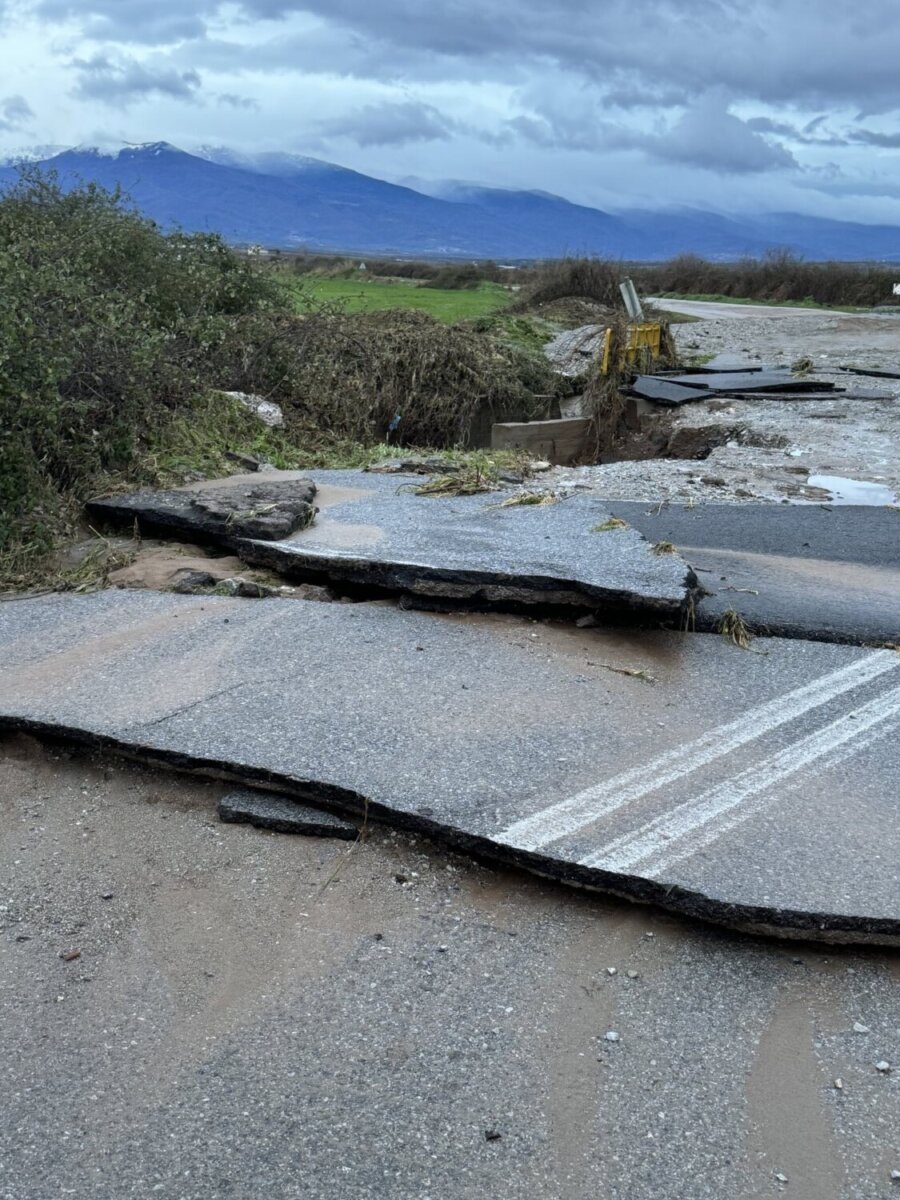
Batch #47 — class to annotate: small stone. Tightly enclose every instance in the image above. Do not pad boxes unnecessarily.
[876,1061,892,1073]
[171,570,216,595]
[775,1172,788,1183]
[604,1031,620,1043]
[833,1078,843,1090]
[606,967,617,976]
[484,1130,502,1142]
[627,970,640,979]
[853,1022,870,1034]
[100,892,114,900]
[60,949,81,962]
[891,1169,900,1182]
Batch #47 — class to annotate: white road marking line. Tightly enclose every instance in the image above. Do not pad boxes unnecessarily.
[642,716,900,877]
[498,652,898,852]
[582,682,900,874]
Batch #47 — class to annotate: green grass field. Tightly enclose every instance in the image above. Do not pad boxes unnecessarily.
[292,277,513,321]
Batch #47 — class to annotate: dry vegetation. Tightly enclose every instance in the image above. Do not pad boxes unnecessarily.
[633,249,896,308]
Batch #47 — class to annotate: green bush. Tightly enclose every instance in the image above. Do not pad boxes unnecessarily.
[0,172,560,582]
[0,168,286,576]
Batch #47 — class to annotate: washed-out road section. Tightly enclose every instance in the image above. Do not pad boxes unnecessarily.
[88,471,697,619]
[1,590,897,944]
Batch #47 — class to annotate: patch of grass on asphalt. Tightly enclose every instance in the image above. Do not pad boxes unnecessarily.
[495,491,558,507]
[406,454,501,497]
[719,608,753,649]
[593,517,629,532]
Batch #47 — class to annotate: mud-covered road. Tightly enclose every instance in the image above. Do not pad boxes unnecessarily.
[2,736,899,1200]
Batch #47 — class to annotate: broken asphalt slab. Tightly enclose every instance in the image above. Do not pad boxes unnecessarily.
[218,788,358,838]
[840,365,900,380]
[91,470,698,619]
[633,371,837,405]
[1,589,898,944]
[606,501,900,646]
[664,371,833,393]
[87,478,317,542]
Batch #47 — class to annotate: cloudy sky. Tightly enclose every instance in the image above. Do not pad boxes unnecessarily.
[1,0,899,220]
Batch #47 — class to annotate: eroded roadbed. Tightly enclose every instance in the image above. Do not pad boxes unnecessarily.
[606,501,900,645]
[1,591,897,944]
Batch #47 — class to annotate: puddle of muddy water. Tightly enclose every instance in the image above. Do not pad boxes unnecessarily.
[805,474,897,506]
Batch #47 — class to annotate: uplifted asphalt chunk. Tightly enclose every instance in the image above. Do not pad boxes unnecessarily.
[218,788,358,838]
[236,469,697,617]
[87,478,318,543]
[665,370,834,393]
[0,590,897,945]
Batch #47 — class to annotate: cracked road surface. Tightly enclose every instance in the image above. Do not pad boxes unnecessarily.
[0,590,897,943]
[1,735,898,1200]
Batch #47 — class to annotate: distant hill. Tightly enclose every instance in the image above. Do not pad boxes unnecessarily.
[1,142,898,261]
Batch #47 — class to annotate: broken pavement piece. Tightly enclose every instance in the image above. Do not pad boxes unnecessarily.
[237,469,697,618]
[1,590,899,946]
[666,371,835,394]
[218,789,358,839]
[629,377,708,407]
[839,365,900,380]
[87,478,318,545]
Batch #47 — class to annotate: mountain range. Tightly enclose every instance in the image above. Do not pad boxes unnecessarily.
[1,141,898,262]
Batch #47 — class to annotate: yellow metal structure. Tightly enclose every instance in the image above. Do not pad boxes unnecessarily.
[600,322,663,375]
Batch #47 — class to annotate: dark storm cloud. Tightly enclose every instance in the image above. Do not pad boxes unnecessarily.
[849,128,900,149]
[38,0,209,43]
[316,100,453,147]
[0,95,34,131]
[227,0,900,112]
[648,103,798,173]
[72,53,202,104]
[513,97,797,174]
[32,1,900,119]
[746,116,850,147]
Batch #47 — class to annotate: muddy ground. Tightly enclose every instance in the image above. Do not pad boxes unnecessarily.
[1,734,898,1200]
[553,306,900,506]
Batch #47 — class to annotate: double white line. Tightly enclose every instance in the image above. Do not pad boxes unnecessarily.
[499,652,899,853]
[583,680,900,874]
